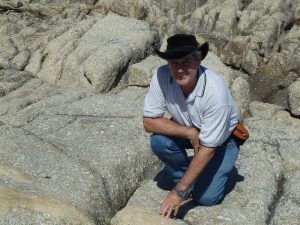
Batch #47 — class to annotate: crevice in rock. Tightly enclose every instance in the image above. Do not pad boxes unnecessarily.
[240,0,252,11]
[0,1,23,12]
[284,109,300,120]
[40,52,48,64]
[83,72,92,85]
[25,112,45,125]
[266,173,285,224]
[54,113,135,119]
[211,12,220,32]
[284,19,294,32]
[109,60,131,92]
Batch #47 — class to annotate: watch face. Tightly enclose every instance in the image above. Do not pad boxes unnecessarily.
[175,187,190,199]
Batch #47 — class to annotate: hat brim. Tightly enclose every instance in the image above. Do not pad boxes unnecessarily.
[155,42,209,60]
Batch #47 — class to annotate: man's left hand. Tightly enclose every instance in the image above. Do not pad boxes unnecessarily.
[160,190,183,218]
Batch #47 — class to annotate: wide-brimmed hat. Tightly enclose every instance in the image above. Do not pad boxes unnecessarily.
[155,34,209,60]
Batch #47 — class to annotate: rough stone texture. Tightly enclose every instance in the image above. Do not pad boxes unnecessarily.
[288,80,300,116]
[0,70,33,96]
[231,77,251,121]
[111,206,189,225]
[125,55,165,87]
[0,84,161,225]
[0,186,95,225]
[271,170,300,225]
[0,126,100,224]
[25,12,159,94]
[98,0,300,108]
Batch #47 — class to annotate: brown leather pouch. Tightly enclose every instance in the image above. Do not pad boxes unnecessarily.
[232,122,249,144]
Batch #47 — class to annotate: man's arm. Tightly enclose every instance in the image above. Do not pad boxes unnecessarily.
[160,145,215,218]
[144,117,215,218]
[143,117,200,148]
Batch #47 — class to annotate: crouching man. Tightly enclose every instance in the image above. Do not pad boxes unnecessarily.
[143,34,240,218]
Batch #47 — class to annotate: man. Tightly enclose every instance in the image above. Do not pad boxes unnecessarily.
[143,34,240,218]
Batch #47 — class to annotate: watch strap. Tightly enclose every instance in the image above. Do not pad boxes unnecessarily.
[174,187,191,199]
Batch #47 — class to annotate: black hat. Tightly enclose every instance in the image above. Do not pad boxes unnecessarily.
[155,34,209,60]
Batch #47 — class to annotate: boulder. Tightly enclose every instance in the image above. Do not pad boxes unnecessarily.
[288,80,300,116]
[0,125,100,224]
[231,77,250,121]
[270,170,300,225]
[0,84,161,225]
[25,12,159,94]
[111,205,189,225]
[125,55,165,87]
[0,70,33,97]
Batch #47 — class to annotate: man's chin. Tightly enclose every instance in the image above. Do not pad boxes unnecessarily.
[175,80,188,87]
[175,76,187,82]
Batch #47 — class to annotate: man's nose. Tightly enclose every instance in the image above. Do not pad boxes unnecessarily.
[177,67,185,73]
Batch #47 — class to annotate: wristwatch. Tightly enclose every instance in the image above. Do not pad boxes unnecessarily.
[174,187,191,199]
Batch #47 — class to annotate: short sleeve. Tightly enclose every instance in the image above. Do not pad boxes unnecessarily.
[143,70,166,118]
[199,105,233,148]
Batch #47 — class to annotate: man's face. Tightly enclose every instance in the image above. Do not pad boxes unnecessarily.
[168,53,201,88]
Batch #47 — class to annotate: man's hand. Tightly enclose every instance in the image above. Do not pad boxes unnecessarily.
[160,190,183,218]
[187,127,200,152]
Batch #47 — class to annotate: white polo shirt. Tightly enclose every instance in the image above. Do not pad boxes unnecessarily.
[143,65,238,148]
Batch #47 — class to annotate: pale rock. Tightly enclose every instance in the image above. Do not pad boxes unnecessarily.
[11,50,31,70]
[57,13,158,93]
[241,49,260,76]
[231,77,250,121]
[288,80,300,116]
[270,170,300,225]
[0,70,33,97]
[126,55,165,87]
[202,52,234,87]
[111,206,188,225]
[34,18,96,83]
[249,101,284,119]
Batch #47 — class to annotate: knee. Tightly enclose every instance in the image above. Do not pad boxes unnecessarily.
[193,191,223,206]
[150,134,170,155]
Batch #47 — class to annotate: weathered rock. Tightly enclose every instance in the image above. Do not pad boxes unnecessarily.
[0,85,161,225]
[231,77,250,121]
[125,55,165,87]
[104,0,300,107]
[288,80,300,116]
[0,69,33,97]
[0,78,86,127]
[0,125,101,224]
[26,12,159,93]
[111,205,188,225]
[270,170,300,225]
[0,186,95,225]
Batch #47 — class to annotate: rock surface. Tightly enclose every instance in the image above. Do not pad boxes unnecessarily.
[0,1,299,225]
[99,0,300,107]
